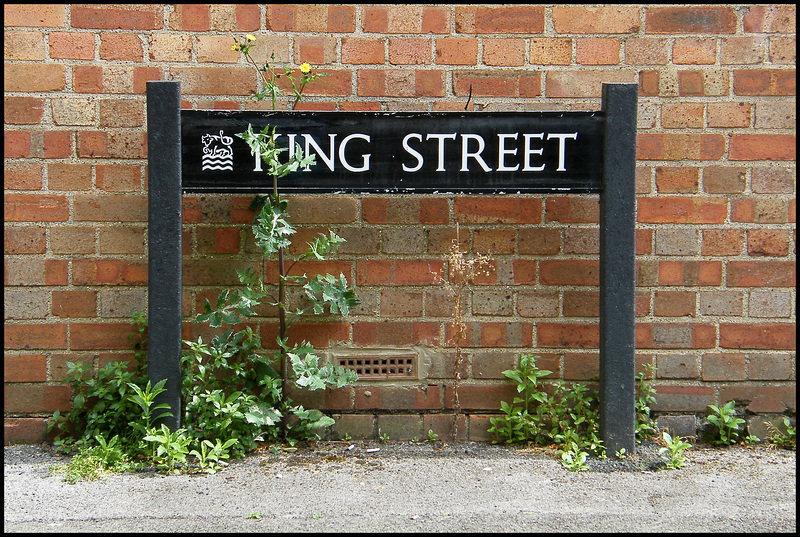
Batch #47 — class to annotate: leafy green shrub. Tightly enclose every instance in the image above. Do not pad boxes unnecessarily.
[707,401,746,446]
[488,354,660,468]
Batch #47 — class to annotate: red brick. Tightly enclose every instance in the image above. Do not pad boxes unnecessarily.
[4,417,48,444]
[435,38,478,65]
[726,261,796,288]
[444,384,519,412]
[545,197,599,223]
[353,321,440,346]
[74,194,148,222]
[702,353,747,381]
[719,385,795,414]
[747,229,791,257]
[553,6,639,34]
[538,323,599,348]
[655,166,699,193]
[638,197,727,224]
[362,5,447,34]
[48,31,95,59]
[720,323,796,350]
[52,290,97,318]
[71,322,140,350]
[654,290,696,317]
[708,103,753,127]
[4,63,65,92]
[4,323,67,350]
[3,226,46,254]
[71,4,162,30]
[4,131,30,158]
[637,133,725,161]
[645,6,735,34]
[4,97,45,125]
[576,38,620,65]
[734,69,796,96]
[389,38,431,65]
[702,229,744,256]
[547,69,637,98]
[743,6,796,34]
[729,134,796,161]
[540,260,599,286]
[42,131,72,159]
[454,197,541,224]
[99,33,143,61]
[4,354,47,383]
[72,259,148,286]
[4,194,69,222]
[483,38,526,67]
[651,385,716,412]
[657,261,722,287]
[3,163,42,190]
[4,384,71,414]
[455,6,544,34]
[4,4,66,27]
[168,4,210,31]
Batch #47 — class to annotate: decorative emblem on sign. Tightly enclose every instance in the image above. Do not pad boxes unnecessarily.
[201,130,234,171]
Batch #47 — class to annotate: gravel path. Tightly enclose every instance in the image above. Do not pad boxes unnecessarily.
[4,441,796,532]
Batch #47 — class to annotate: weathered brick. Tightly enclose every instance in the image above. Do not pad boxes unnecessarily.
[4,63,65,92]
[4,194,69,222]
[435,38,478,66]
[4,4,66,27]
[553,5,639,34]
[455,6,544,34]
[743,5,797,34]
[730,134,796,161]
[483,38,526,67]
[71,4,162,30]
[645,6,735,34]
[734,69,796,96]
[99,33,143,61]
[576,38,620,65]
[638,197,727,224]
[727,261,795,288]
[720,323,796,350]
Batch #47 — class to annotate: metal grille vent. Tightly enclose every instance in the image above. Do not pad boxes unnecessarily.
[336,355,416,380]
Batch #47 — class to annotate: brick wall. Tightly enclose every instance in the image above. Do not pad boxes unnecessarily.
[4,4,795,443]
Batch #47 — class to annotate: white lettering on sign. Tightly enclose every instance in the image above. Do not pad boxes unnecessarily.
[248,131,579,174]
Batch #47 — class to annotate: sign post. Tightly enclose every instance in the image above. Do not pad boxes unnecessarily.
[146,82,637,453]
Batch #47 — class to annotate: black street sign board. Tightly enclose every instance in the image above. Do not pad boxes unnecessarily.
[181,111,605,194]
[148,81,638,455]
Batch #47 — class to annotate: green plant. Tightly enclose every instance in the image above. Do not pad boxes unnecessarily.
[765,417,796,450]
[49,434,134,484]
[487,354,552,445]
[635,364,658,441]
[560,442,589,472]
[659,431,691,469]
[189,438,238,474]
[426,429,439,443]
[181,33,359,445]
[143,424,192,473]
[707,401,746,446]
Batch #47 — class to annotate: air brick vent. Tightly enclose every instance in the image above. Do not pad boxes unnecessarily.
[336,355,417,380]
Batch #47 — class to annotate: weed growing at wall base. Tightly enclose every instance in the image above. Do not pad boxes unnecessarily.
[488,354,661,471]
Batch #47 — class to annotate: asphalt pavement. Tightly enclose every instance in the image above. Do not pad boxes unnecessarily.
[4,441,796,532]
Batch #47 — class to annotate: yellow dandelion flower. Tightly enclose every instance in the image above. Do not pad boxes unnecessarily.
[300,62,311,74]
[246,34,256,41]
[232,45,238,51]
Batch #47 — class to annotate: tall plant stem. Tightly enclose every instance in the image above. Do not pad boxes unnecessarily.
[271,171,290,438]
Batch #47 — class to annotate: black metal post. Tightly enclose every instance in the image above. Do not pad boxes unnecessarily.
[146,81,182,429]
[599,83,638,454]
